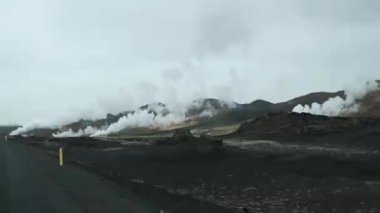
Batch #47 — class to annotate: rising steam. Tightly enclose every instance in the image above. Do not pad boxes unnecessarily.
[50,101,229,138]
[90,109,186,137]
[293,80,380,116]
[10,119,58,136]
[52,126,99,138]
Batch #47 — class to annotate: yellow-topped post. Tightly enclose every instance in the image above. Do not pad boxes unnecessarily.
[59,148,63,166]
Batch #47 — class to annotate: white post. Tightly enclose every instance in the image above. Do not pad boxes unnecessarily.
[4,136,7,142]
[59,147,63,167]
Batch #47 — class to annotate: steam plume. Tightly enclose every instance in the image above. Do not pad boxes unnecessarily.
[53,126,99,138]
[293,80,380,116]
[90,109,186,137]
[10,119,58,136]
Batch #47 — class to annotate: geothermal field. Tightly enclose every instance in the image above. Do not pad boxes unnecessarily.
[3,2,380,212]
[4,80,380,212]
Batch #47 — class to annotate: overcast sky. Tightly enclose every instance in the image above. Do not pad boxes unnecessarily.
[1,0,380,125]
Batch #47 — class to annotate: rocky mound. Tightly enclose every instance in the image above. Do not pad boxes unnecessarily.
[172,129,196,142]
[155,129,222,147]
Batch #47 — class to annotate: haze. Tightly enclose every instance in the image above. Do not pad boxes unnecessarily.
[1,0,380,125]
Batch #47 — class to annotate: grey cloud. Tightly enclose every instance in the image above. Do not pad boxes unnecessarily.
[195,10,253,56]
[1,0,380,125]
[161,69,184,82]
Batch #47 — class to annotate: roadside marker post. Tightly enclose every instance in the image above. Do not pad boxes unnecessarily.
[59,147,63,167]
[4,136,7,142]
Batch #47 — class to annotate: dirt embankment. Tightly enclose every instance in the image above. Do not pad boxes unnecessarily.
[231,112,380,148]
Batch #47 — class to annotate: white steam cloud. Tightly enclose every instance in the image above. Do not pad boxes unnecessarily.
[90,109,186,137]
[53,126,99,138]
[11,99,233,136]
[199,110,215,118]
[293,80,380,116]
[8,109,101,136]
[52,101,233,137]
[10,119,59,136]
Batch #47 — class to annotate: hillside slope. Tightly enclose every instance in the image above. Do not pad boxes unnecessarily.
[13,90,359,137]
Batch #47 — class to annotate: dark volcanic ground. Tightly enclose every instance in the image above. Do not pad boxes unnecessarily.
[14,129,380,213]
[2,137,231,213]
